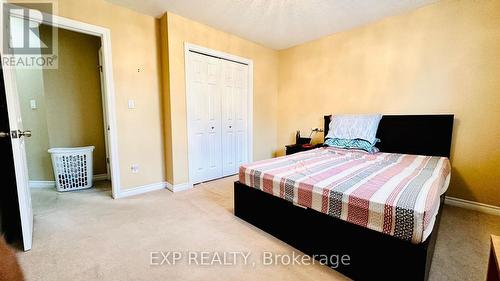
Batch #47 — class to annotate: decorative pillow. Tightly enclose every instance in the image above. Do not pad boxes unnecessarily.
[325,114,383,145]
[325,138,380,154]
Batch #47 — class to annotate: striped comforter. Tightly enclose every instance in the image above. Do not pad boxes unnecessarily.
[239,147,451,244]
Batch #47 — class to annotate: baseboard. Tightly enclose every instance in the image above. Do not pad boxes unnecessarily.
[30,174,110,188]
[166,181,193,192]
[445,196,500,216]
[29,181,55,188]
[93,173,110,181]
[115,182,167,199]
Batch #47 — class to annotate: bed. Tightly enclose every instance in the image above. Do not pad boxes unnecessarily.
[234,114,454,281]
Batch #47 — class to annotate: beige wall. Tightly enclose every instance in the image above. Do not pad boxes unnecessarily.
[52,0,165,189]
[278,0,500,206]
[20,27,106,181]
[161,12,279,185]
[18,69,52,180]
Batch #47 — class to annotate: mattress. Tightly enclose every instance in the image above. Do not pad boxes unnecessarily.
[239,147,451,244]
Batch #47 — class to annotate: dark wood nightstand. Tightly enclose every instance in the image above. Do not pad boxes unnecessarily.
[285,143,323,155]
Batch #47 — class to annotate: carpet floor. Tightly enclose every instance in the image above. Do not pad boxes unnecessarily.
[17,176,500,281]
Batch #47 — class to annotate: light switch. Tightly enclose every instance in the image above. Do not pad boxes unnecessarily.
[128,99,136,109]
[30,99,37,109]
[131,164,139,174]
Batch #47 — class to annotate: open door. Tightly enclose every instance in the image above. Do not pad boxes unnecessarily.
[0,13,42,251]
[1,64,33,251]
[98,47,111,180]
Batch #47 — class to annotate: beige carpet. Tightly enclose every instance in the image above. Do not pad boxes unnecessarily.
[17,177,500,281]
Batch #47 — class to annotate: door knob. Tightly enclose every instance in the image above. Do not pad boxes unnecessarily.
[18,130,32,138]
[211,126,215,130]
[229,126,232,128]
[0,131,9,138]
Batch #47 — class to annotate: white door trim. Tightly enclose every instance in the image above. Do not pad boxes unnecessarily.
[8,9,121,198]
[184,43,254,185]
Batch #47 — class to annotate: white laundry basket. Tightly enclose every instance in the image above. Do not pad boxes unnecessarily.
[48,146,95,192]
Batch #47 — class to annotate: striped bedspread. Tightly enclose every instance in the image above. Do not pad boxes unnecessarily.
[239,147,451,244]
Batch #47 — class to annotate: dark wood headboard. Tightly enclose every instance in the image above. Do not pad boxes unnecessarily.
[324,115,454,158]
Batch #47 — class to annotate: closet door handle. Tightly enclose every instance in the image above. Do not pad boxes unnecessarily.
[229,126,232,129]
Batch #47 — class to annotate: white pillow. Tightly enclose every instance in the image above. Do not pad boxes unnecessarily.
[325,114,383,145]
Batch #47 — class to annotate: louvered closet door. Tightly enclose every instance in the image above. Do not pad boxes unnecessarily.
[221,60,248,176]
[187,52,223,184]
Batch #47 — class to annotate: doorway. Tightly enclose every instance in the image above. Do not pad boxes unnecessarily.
[16,25,112,198]
[2,8,120,251]
[5,8,121,196]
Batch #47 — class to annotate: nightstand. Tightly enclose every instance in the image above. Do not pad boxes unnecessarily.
[285,143,323,155]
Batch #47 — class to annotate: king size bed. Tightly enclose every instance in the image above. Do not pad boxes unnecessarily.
[234,114,454,280]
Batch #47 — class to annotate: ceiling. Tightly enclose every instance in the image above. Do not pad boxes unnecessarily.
[107,0,437,50]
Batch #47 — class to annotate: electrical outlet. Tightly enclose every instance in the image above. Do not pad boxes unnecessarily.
[128,99,136,109]
[131,164,139,174]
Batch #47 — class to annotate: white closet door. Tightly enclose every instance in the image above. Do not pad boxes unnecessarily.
[221,60,248,176]
[187,52,223,183]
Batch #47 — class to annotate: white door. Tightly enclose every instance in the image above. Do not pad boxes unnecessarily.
[98,48,111,180]
[1,14,48,251]
[2,64,33,251]
[187,52,223,184]
[221,60,248,176]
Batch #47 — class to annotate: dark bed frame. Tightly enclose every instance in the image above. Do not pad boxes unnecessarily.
[234,114,454,281]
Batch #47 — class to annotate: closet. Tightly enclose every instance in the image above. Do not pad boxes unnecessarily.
[186,50,250,184]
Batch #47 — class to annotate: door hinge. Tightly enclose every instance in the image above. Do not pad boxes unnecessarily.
[98,65,103,72]
[106,157,110,164]
[10,130,18,139]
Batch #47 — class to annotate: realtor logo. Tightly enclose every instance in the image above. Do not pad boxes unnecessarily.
[1,2,58,68]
